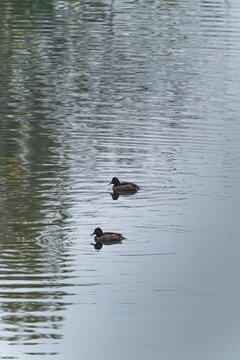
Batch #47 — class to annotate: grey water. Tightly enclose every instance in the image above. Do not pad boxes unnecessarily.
[0,0,240,359]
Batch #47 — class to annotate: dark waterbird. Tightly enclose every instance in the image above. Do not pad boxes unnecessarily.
[91,227,125,243]
[109,177,140,194]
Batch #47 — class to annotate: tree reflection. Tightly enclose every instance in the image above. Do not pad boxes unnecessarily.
[0,0,75,347]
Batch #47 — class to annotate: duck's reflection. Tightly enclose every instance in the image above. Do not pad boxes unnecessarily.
[110,192,120,200]
[91,239,123,250]
[109,190,138,200]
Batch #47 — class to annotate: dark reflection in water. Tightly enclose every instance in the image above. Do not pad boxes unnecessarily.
[0,0,240,359]
[109,192,120,200]
[91,240,122,250]
[109,191,139,200]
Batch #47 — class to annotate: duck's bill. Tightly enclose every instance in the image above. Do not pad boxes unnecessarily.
[90,232,95,236]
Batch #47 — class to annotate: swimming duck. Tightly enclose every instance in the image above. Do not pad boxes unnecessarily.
[109,177,140,193]
[91,227,125,243]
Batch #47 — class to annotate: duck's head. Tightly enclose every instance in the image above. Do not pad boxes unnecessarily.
[109,177,120,186]
[91,227,103,237]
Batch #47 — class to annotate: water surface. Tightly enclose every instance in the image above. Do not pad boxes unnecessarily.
[0,0,240,359]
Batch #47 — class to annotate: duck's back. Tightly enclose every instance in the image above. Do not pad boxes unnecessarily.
[97,232,125,242]
[115,181,139,192]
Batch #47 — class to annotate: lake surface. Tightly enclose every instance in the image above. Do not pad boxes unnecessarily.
[0,0,240,359]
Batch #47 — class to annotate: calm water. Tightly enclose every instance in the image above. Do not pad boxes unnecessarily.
[0,0,240,359]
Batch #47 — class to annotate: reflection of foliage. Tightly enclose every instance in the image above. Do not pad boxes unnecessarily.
[0,1,76,347]
[6,157,22,181]
[1,312,63,342]
[1,0,54,19]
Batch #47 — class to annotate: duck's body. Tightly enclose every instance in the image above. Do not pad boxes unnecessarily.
[109,177,140,193]
[91,227,125,243]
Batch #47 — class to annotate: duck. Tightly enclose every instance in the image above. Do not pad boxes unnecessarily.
[109,177,140,193]
[91,227,125,243]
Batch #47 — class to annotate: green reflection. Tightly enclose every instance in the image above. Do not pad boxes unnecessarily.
[0,0,79,348]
